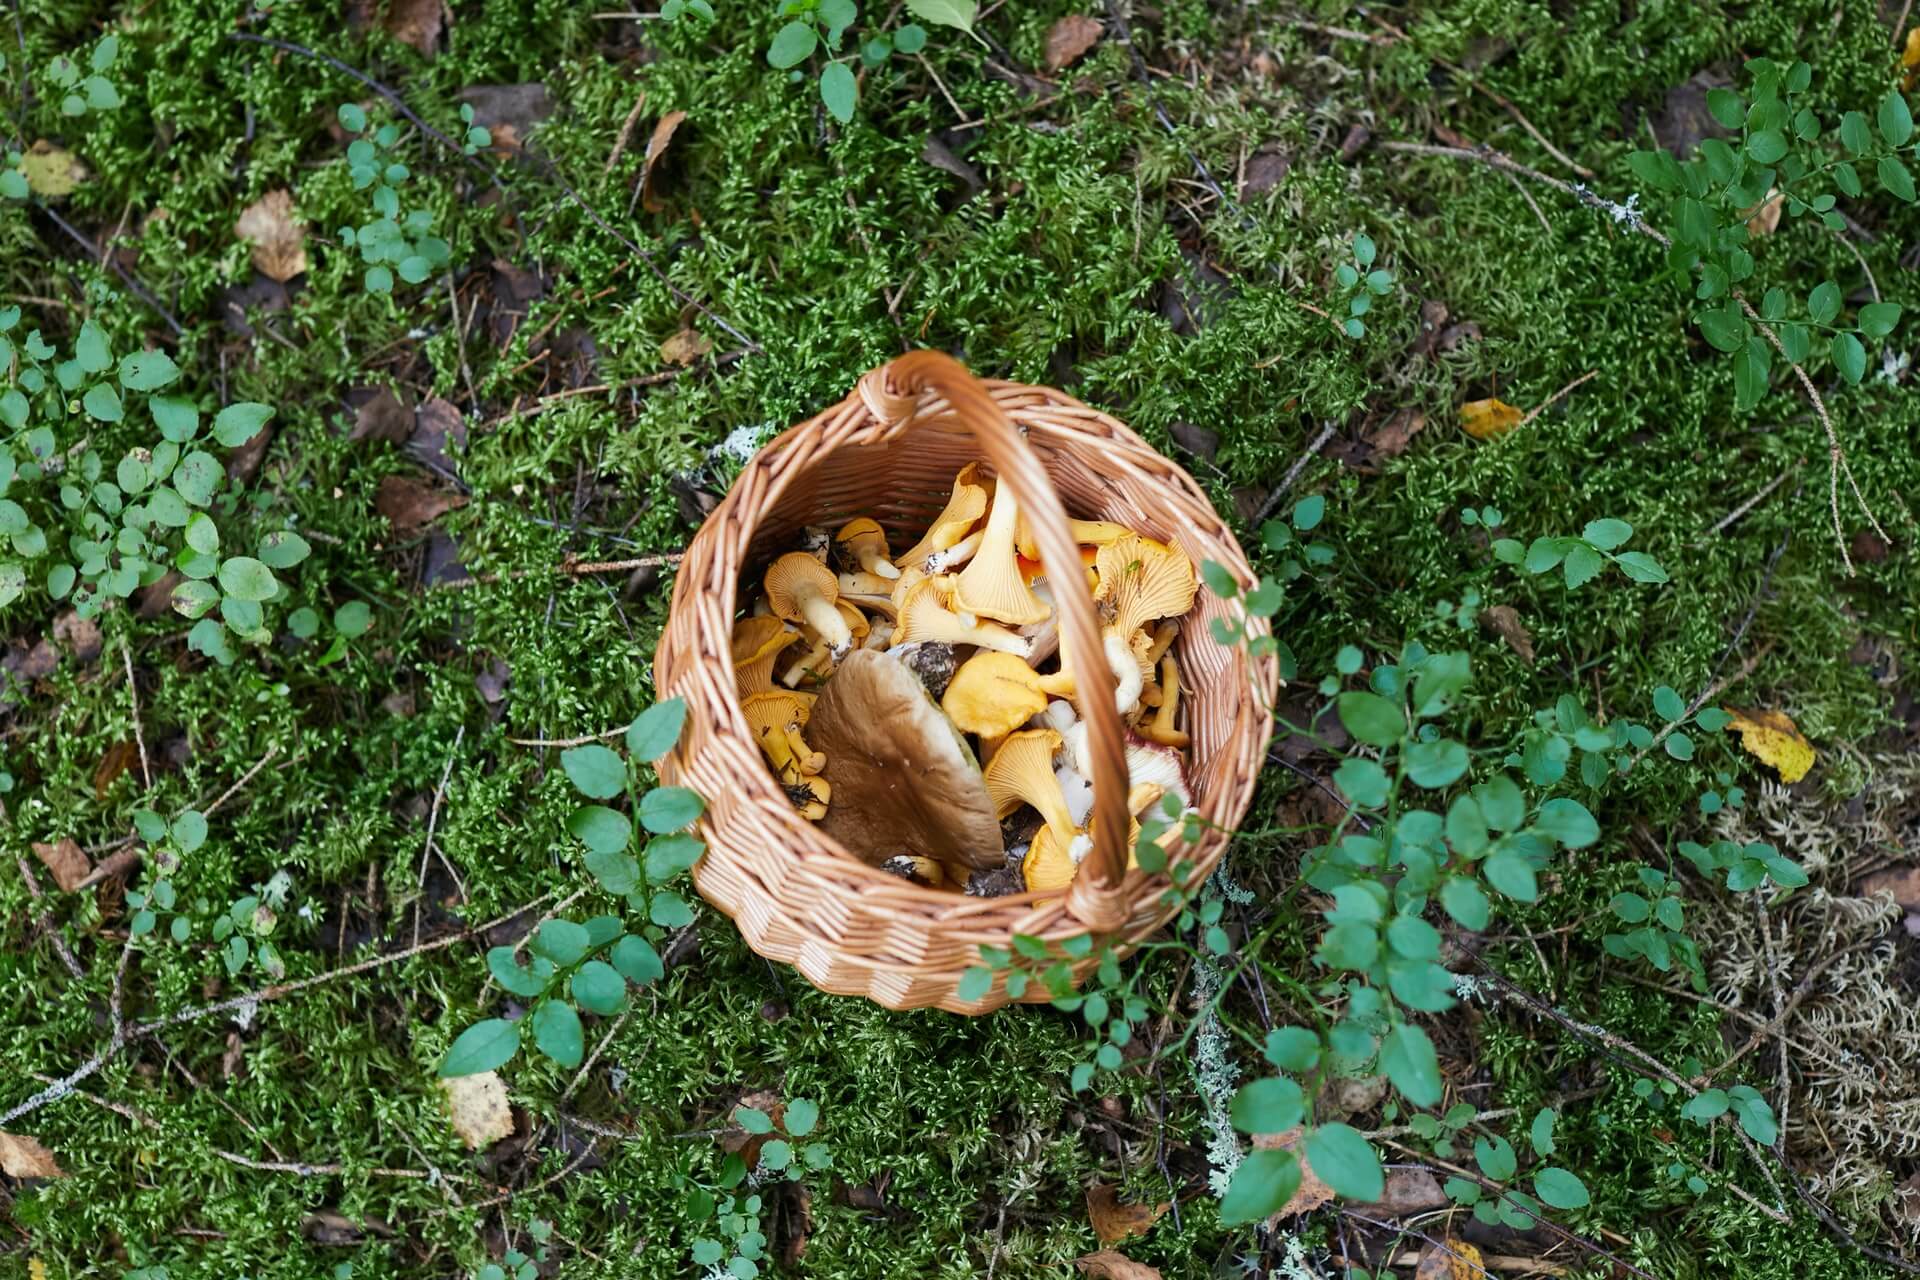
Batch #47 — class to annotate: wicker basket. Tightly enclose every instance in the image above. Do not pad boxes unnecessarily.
[654,351,1278,1013]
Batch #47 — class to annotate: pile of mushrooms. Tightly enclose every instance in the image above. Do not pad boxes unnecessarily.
[732,464,1199,898]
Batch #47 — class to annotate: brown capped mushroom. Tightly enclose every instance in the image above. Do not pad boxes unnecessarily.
[764,552,852,654]
[834,517,900,580]
[892,578,1030,656]
[952,479,1050,626]
[807,649,1004,877]
[941,651,1076,740]
[732,616,799,698]
[897,463,990,571]
[982,728,1077,846]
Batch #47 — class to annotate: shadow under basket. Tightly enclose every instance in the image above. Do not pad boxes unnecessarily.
[653,352,1278,1012]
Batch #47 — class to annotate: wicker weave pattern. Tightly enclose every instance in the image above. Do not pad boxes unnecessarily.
[654,354,1278,1012]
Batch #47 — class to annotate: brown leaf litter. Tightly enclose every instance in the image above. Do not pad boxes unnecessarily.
[234,189,309,282]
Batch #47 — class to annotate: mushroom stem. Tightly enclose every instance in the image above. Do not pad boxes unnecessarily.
[926,528,984,572]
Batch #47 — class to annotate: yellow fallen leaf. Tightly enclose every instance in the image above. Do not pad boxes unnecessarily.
[1723,706,1815,784]
[1459,398,1523,441]
[1905,27,1920,89]
[1414,1237,1486,1280]
[22,140,87,198]
[660,327,712,366]
[439,1070,514,1150]
[29,1259,47,1280]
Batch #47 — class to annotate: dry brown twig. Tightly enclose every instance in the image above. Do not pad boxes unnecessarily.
[1379,138,1887,574]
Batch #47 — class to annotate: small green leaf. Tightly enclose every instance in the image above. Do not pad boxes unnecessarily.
[904,0,976,31]
[1304,1123,1384,1200]
[439,1018,521,1076]
[785,1098,820,1137]
[1878,154,1917,202]
[1581,518,1631,551]
[531,1000,585,1068]
[1879,89,1914,148]
[217,556,279,602]
[1483,848,1537,901]
[1336,691,1404,748]
[644,833,705,882]
[611,934,664,986]
[570,960,627,1015]
[531,919,592,966]
[768,20,817,67]
[640,786,704,832]
[1219,1148,1302,1226]
[1440,877,1489,930]
[819,61,857,123]
[1534,1167,1589,1209]
[1379,1023,1441,1107]
[1830,332,1867,385]
[487,947,553,998]
[76,321,112,371]
[1292,494,1325,531]
[626,698,687,761]
[213,403,274,447]
[83,382,124,422]
[119,350,180,391]
[1535,797,1599,848]
[1404,739,1468,788]
[1530,1107,1558,1156]
[1613,551,1668,584]
[1230,1076,1306,1134]
[562,744,627,799]
[1859,302,1902,339]
[257,531,311,569]
[1473,1134,1517,1181]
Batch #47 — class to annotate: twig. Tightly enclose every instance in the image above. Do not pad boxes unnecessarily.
[14,857,86,979]
[412,725,467,948]
[438,1136,600,1214]
[34,201,185,336]
[213,1148,475,1183]
[1506,167,1553,234]
[122,635,151,789]
[604,91,648,174]
[1378,138,1884,571]
[470,350,746,429]
[429,553,682,593]
[1253,423,1338,524]
[1702,465,1798,537]
[509,724,628,748]
[1517,369,1598,426]
[0,895,553,1127]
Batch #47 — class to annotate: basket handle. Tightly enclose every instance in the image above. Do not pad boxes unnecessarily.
[863,351,1132,935]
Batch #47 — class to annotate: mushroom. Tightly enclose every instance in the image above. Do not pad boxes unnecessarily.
[732,616,799,697]
[892,578,1030,656]
[952,478,1050,626]
[834,517,900,580]
[1094,534,1197,640]
[925,528,985,573]
[941,651,1077,740]
[880,854,946,888]
[765,552,853,655]
[1138,653,1190,748]
[897,462,991,571]
[742,690,827,782]
[839,570,898,597]
[806,649,1004,877]
[982,728,1078,846]
[1022,799,1142,893]
[1064,721,1193,807]
[1014,517,1133,562]
[786,774,831,821]
[780,601,869,687]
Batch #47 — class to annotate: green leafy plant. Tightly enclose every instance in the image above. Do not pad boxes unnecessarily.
[0,311,290,650]
[439,699,701,1076]
[125,807,208,943]
[682,1097,828,1275]
[1491,517,1667,587]
[475,1219,549,1280]
[336,104,453,294]
[1331,233,1394,339]
[660,0,718,19]
[1625,58,1909,406]
[769,0,966,123]
[45,34,124,119]
[1603,864,1705,986]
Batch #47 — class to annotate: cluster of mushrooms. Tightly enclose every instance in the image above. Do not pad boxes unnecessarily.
[731,463,1199,898]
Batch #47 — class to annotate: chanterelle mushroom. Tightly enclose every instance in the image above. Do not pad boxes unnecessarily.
[892,578,1030,656]
[807,649,1004,876]
[952,478,1050,626]
[764,552,852,655]
[942,651,1076,739]
[1138,653,1190,748]
[834,517,900,580]
[732,616,798,698]
[742,690,827,782]
[1014,517,1133,563]
[982,728,1078,846]
[1095,534,1197,641]
[780,601,869,687]
[897,463,990,571]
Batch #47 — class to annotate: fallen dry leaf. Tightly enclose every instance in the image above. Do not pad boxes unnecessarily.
[1459,397,1524,441]
[375,474,467,533]
[385,0,444,55]
[1723,706,1816,784]
[235,189,309,282]
[93,740,138,801]
[721,1090,786,1171]
[1480,604,1536,663]
[1074,1250,1162,1280]
[1045,14,1104,71]
[410,397,467,472]
[440,1071,514,1150]
[0,1131,67,1179]
[1414,1237,1486,1280]
[22,140,86,197]
[51,609,103,661]
[1253,1127,1335,1219]
[458,83,552,152]
[1745,188,1783,237]
[659,327,712,366]
[1858,866,1920,911]
[350,387,413,444]
[781,1182,813,1266]
[1086,1182,1171,1244]
[640,111,687,214]
[31,839,91,893]
[1357,1168,1450,1218]
[1357,407,1427,469]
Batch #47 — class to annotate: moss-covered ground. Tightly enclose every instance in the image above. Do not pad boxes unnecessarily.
[3,0,1918,1276]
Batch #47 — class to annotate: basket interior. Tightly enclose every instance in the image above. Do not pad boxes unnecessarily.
[729,403,1258,885]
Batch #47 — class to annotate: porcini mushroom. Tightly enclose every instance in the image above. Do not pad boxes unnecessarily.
[982,728,1078,846]
[1014,517,1133,563]
[897,463,990,571]
[732,616,799,697]
[834,517,900,580]
[742,690,827,782]
[1139,653,1190,748]
[952,479,1050,626]
[892,578,1030,656]
[765,552,853,655]
[806,649,1004,878]
[941,651,1077,740]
